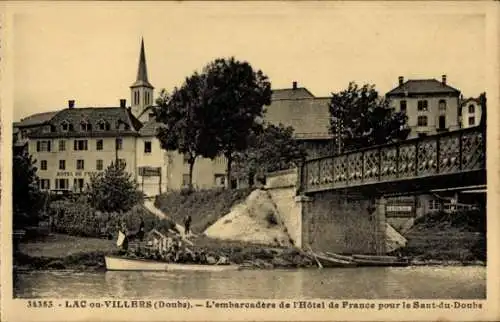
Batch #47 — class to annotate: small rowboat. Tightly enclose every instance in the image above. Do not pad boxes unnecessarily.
[313,252,357,268]
[105,256,241,272]
[351,254,410,267]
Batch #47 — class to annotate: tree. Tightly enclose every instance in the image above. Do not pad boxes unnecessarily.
[155,73,219,190]
[329,82,409,153]
[13,152,44,228]
[202,57,272,188]
[86,161,143,212]
[233,123,307,184]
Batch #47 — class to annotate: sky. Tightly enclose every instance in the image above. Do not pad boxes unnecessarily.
[7,2,490,121]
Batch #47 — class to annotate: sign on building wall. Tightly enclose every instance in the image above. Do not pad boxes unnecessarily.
[386,202,415,218]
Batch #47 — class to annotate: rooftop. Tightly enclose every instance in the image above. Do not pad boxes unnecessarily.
[271,87,315,100]
[386,79,461,96]
[265,96,332,140]
[14,111,59,128]
[28,106,143,138]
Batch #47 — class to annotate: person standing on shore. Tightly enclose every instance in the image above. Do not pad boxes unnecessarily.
[183,215,192,236]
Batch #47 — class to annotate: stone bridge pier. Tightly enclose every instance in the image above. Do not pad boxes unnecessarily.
[297,191,387,255]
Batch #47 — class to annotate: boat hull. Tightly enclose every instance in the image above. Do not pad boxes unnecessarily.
[105,256,240,272]
[314,253,357,268]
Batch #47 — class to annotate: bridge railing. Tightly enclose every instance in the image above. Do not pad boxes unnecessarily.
[301,126,485,193]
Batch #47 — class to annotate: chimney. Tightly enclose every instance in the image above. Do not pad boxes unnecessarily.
[120,99,127,108]
[68,100,75,109]
[292,81,297,90]
[442,75,447,85]
[398,76,404,86]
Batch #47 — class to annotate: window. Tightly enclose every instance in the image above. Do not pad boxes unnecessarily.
[417,100,428,111]
[58,140,66,151]
[36,140,51,152]
[76,159,84,170]
[118,159,126,168]
[134,91,140,105]
[40,160,47,170]
[182,174,191,187]
[116,138,123,150]
[59,160,66,170]
[438,100,446,112]
[74,140,88,151]
[417,115,428,127]
[80,121,91,132]
[55,178,69,190]
[73,178,85,192]
[61,121,69,132]
[428,199,442,212]
[144,141,152,154]
[39,179,50,190]
[214,174,226,186]
[96,159,103,171]
[399,100,407,112]
[469,116,475,126]
[96,139,103,151]
[438,116,446,130]
[98,120,110,131]
[183,153,190,164]
[468,104,475,114]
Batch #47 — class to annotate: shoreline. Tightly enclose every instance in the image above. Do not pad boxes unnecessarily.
[13,251,486,272]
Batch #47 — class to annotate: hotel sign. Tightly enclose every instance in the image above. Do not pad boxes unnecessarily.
[139,166,161,177]
[56,171,100,177]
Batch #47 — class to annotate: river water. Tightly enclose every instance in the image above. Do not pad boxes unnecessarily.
[14,266,485,299]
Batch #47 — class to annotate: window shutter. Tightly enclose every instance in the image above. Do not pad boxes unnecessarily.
[37,141,40,152]
[74,140,77,150]
[47,141,51,152]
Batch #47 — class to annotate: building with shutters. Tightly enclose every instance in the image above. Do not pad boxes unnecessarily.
[385,75,462,138]
[27,101,142,193]
[460,97,483,129]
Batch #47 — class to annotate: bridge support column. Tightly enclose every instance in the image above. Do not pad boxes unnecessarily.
[375,197,387,255]
[295,195,313,249]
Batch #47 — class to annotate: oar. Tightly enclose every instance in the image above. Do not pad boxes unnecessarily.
[307,246,323,269]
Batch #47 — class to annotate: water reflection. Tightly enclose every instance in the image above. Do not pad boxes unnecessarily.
[15,266,486,299]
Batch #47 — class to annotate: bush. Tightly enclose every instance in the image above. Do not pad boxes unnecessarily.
[413,208,486,232]
[87,162,144,213]
[49,197,177,238]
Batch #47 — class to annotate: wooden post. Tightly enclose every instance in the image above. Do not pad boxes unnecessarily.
[158,167,162,195]
[141,171,144,193]
[436,137,440,174]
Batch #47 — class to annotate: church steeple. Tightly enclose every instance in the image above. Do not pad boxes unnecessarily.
[130,37,154,121]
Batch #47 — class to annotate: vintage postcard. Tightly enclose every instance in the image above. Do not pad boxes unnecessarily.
[1,1,499,321]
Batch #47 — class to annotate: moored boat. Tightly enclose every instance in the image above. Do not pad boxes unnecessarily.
[351,254,410,267]
[313,252,357,268]
[105,255,241,272]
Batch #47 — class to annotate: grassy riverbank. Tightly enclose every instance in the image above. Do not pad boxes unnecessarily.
[14,233,315,271]
[395,209,486,263]
[154,188,253,233]
[14,234,118,271]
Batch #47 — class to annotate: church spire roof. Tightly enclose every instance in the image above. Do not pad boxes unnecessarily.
[131,38,154,89]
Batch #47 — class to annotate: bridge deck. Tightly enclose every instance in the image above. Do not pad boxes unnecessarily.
[300,126,486,195]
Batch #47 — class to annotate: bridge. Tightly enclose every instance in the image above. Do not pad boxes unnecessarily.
[299,126,486,195]
[289,125,486,256]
